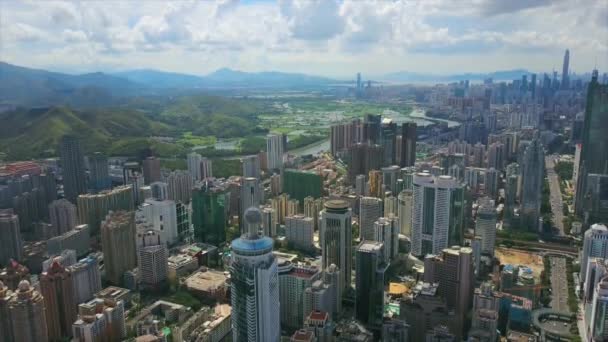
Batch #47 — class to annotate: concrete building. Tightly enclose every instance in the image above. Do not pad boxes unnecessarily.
[320,200,352,291]
[77,185,134,234]
[187,152,203,181]
[400,123,417,167]
[374,217,398,262]
[70,256,102,305]
[382,165,400,194]
[397,189,413,237]
[304,311,334,342]
[411,173,464,257]
[184,268,229,301]
[49,198,77,236]
[359,196,383,241]
[242,155,261,179]
[285,215,314,250]
[355,174,367,196]
[201,157,213,180]
[73,298,126,342]
[303,264,342,321]
[101,211,137,286]
[520,139,544,231]
[140,198,178,245]
[230,207,280,342]
[60,135,87,203]
[384,195,397,218]
[0,209,22,267]
[279,263,321,330]
[267,134,285,171]
[476,197,497,256]
[142,157,161,185]
[368,170,383,198]
[581,224,608,287]
[46,223,90,257]
[166,170,193,204]
[355,241,387,329]
[192,182,228,246]
[382,319,409,342]
[88,152,110,192]
[40,261,77,340]
[6,280,49,342]
[590,276,608,341]
[240,177,262,233]
[284,169,323,203]
[136,230,168,290]
[303,196,323,232]
[584,258,608,303]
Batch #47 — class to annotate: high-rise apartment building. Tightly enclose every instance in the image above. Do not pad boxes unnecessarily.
[279,264,321,330]
[60,135,87,203]
[476,197,497,256]
[283,169,323,203]
[303,196,323,231]
[348,143,383,184]
[262,206,276,237]
[40,261,77,340]
[201,157,213,180]
[355,241,387,329]
[242,155,261,179]
[142,156,161,185]
[411,173,464,257]
[49,198,77,236]
[267,134,284,171]
[74,297,126,342]
[374,217,398,263]
[70,256,102,305]
[192,182,227,245]
[6,280,49,342]
[137,230,168,289]
[46,223,90,257]
[0,209,22,267]
[368,170,383,198]
[285,215,314,250]
[100,211,137,285]
[384,195,397,217]
[320,200,352,291]
[88,152,110,192]
[359,196,383,240]
[397,190,413,237]
[400,123,417,167]
[166,170,193,204]
[187,152,203,181]
[230,207,280,342]
[77,185,134,234]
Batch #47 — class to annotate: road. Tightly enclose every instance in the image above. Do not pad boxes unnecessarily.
[549,257,569,312]
[545,155,565,235]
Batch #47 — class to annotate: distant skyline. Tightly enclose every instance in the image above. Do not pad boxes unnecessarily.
[1,0,607,78]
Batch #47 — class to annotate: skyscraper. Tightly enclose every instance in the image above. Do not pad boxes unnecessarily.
[192,182,227,245]
[77,185,134,234]
[279,264,320,330]
[348,143,383,184]
[187,152,203,181]
[283,169,323,203]
[7,280,49,342]
[49,198,77,236]
[242,155,261,179]
[475,197,497,256]
[60,135,87,203]
[368,170,383,198]
[142,156,161,185]
[520,139,544,231]
[590,276,608,341]
[400,123,417,167]
[267,134,284,171]
[382,165,400,194]
[561,49,570,90]
[69,256,102,305]
[411,173,464,257]
[88,152,110,192]
[166,170,193,204]
[285,215,314,250]
[320,200,352,291]
[580,224,608,286]
[359,196,383,241]
[136,230,168,290]
[397,190,413,237]
[240,177,262,233]
[230,207,280,342]
[140,198,179,245]
[40,260,77,340]
[0,209,22,267]
[374,217,398,263]
[100,211,137,285]
[201,157,213,180]
[355,241,387,329]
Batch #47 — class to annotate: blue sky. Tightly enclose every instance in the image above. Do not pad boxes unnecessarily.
[1,0,606,78]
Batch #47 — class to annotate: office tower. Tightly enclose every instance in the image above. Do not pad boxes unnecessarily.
[411,173,464,257]
[187,152,203,181]
[423,246,473,340]
[355,241,387,329]
[284,169,323,203]
[285,215,314,250]
[374,217,398,263]
[400,123,417,167]
[230,207,280,342]
[397,190,413,237]
[380,121,397,165]
[0,209,22,267]
[49,198,77,236]
[484,167,499,199]
[359,196,383,240]
[382,165,400,194]
[0,260,29,290]
[368,170,383,198]
[384,195,397,217]
[575,71,608,219]
[520,139,544,231]
[320,200,352,291]
[137,230,168,290]
[561,49,570,89]
[201,157,213,180]
[88,152,110,192]
[192,182,227,245]
[476,197,497,256]
[348,143,383,183]
[7,280,49,342]
[303,265,342,321]
[47,224,90,257]
[60,135,87,203]
[142,156,161,185]
[70,256,102,305]
[75,297,126,342]
[581,224,608,285]
[100,211,137,285]
[590,276,608,341]
[279,264,321,330]
[267,134,284,171]
[242,155,261,179]
[303,196,323,231]
[77,185,134,234]
[355,174,366,196]
[166,170,193,204]
[240,177,262,233]
[140,198,178,245]
[41,261,77,340]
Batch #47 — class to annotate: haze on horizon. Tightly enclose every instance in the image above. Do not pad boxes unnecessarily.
[1,0,607,78]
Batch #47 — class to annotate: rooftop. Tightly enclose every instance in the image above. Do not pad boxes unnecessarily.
[184,269,228,292]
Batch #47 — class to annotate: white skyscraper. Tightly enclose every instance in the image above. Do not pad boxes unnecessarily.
[266,134,284,171]
[475,197,497,256]
[285,215,314,250]
[397,190,413,237]
[374,217,398,263]
[140,199,178,245]
[359,197,383,241]
[201,157,213,180]
[230,207,280,342]
[581,224,608,286]
[411,173,464,257]
[320,200,352,291]
[241,177,262,234]
[187,152,202,181]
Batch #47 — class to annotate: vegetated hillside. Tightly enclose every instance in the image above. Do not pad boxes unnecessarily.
[0,106,174,159]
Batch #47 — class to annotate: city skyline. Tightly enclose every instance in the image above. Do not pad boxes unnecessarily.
[1,0,607,78]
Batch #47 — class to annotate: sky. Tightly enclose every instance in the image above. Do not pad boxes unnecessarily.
[1,0,607,78]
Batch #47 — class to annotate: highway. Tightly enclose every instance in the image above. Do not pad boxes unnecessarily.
[545,155,565,235]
